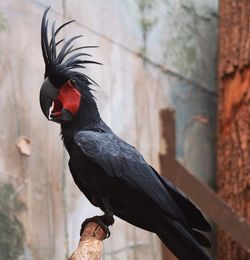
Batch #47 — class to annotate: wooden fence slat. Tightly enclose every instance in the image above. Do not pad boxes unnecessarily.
[159,108,250,253]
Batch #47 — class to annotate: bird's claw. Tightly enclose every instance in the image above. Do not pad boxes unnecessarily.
[80,215,112,239]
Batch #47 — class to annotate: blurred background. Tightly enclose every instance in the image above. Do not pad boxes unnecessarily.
[0,0,249,259]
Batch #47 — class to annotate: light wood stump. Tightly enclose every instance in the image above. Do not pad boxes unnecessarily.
[69,222,108,260]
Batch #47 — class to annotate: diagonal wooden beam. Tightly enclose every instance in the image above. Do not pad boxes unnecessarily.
[159,108,250,253]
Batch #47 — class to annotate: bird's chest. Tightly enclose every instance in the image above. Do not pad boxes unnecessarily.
[68,151,108,196]
[70,154,93,182]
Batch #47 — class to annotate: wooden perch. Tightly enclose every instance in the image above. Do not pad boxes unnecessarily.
[69,222,108,260]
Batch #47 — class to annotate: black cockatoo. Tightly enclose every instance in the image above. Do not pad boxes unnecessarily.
[39,8,211,260]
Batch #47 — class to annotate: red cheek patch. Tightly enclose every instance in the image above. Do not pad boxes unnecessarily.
[57,80,81,116]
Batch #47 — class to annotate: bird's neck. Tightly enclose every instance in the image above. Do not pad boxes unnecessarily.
[61,96,101,152]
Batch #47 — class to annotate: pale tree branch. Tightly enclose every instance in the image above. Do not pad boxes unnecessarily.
[69,222,108,260]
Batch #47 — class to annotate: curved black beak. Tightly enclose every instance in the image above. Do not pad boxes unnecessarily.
[39,78,59,119]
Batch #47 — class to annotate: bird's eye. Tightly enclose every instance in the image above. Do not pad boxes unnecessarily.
[70,79,76,85]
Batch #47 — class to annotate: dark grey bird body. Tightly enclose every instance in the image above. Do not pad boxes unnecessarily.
[61,114,211,260]
[39,8,212,260]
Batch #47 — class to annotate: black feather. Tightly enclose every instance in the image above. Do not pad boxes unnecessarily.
[150,166,211,232]
[67,46,99,55]
[54,20,75,36]
[73,130,212,260]
[192,230,211,248]
[55,38,64,46]
[41,7,100,88]
[63,53,92,67]
[56,35,83,63]
[41,7,212,260]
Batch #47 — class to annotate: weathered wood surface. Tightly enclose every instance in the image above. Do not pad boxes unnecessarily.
[0,1,218,259]
[69,222,107,260]
[217,0,250,259]
[160,109,250,255]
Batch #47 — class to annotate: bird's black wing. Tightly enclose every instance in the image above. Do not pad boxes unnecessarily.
[74,130,188,226]
[74,130,212,259]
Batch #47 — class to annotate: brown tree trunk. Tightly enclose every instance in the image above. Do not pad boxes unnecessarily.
[217,0,250,259]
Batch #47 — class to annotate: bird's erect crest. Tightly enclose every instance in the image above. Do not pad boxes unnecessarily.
[41,7,101,87]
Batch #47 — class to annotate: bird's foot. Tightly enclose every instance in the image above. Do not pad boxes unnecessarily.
[80,215,114,238]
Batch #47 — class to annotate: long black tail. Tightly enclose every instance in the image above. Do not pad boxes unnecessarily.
[157,219,211,260]
[150,166,211,233]
[150,166,212,259]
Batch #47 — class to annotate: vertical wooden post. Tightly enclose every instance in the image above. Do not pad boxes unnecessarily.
[159,108,250,258]
[159,109,177,260]
[217,0,250,259]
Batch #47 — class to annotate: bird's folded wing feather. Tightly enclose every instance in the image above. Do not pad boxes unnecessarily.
[74,130,187,225]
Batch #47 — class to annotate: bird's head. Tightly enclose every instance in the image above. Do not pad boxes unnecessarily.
[40,7,100,124]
